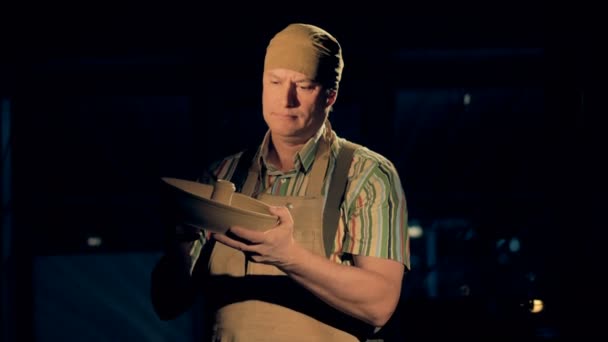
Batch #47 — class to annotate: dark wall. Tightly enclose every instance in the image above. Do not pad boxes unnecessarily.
[1,5,597,342]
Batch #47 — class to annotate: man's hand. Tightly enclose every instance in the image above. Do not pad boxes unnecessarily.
[213,205,404,327]
[212,206,299,268]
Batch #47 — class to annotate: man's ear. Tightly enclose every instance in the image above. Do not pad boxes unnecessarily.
[325,90,338,108]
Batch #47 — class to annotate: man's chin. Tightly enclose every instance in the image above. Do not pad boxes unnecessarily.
[270,124,299,136]
[271,129,313,143]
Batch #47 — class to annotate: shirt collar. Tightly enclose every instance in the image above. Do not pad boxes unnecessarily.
[257,121,329,174]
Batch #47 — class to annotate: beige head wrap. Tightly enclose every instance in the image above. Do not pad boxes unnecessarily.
[264,23,344,90]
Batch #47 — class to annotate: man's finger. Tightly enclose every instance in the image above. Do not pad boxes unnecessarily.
[214,233,249,251]
[229,226,266,243]
[268,206,294,225]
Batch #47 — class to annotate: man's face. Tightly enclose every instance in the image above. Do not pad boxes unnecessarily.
[262,68,333,144]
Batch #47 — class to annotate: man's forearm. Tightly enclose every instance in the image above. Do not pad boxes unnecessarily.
[280,244,403,327]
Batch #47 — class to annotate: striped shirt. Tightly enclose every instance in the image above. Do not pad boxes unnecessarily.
[197,122,410,269]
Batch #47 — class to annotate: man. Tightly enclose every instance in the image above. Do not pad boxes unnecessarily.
[151,23,410,341]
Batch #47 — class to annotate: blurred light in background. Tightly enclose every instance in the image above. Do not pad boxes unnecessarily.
[86,236,103,247]
[530,299,544,314]
[509,237,521,253]
[463,93,472,106]
[409,223,423,239]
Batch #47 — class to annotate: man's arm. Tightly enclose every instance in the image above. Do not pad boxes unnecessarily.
[150,227,203,320]
[150,159,225,320]
[283,235,404,327]
[213,206,405,327]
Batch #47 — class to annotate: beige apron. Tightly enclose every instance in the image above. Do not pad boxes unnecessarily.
[205,137,370,341]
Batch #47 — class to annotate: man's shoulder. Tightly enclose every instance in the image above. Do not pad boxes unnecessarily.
[337,137,397,172]
[199,150,249,183]
[220,150,247,164]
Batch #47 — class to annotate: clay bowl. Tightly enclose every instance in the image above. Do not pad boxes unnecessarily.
[161,177,279,233]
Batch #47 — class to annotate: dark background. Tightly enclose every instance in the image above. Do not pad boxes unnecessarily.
[1,3,603,341]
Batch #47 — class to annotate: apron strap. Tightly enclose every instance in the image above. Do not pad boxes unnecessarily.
[304,136,331,197]
[241,170,258,197]
[241,147,262,196]
[322,140,360,258]
[231,147,259,193]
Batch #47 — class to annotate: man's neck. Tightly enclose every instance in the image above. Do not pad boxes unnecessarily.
[268,136,307,172]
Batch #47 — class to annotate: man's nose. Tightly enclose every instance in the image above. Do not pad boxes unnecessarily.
[281,84,298,108]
